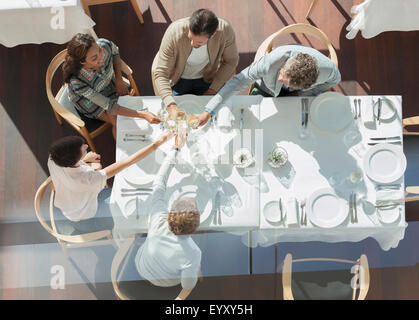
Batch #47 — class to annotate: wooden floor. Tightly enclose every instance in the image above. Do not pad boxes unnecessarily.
[1,0,419,299]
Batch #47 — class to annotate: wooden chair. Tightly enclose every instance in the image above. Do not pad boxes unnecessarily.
[248,23,338,94]
[34,177,117,255]
[111,235,184,300]
[306,0,319,19]
[46,49,140,152]
[402,116,419,136]
[402,130,419,202]
[405,187,419,202]
[81,0,144,24]
[282,253,370,300]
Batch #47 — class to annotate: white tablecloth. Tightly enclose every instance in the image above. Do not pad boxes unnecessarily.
[110,96,262,240]
[0,0,97,47]
[346,0,419,39]
[257,96,407,251]
[110,95,407,251]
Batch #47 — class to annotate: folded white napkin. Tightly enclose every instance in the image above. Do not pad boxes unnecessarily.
[286,197,299,227]
[361,100,375,126]
[217,106,235,128]
[375,189,404,205]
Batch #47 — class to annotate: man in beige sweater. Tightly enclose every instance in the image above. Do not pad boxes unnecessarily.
[152,8,239,119]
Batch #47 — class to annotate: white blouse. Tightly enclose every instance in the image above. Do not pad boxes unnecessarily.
[47,157,107,222]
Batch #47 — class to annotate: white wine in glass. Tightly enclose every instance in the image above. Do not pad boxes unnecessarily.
[349,170,363,184]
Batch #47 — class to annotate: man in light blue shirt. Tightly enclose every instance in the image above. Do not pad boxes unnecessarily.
[196,44,341,126]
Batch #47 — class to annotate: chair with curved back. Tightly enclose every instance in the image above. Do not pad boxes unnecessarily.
[46,49,140,152]
[282,253,370,300]
[34,177,116,255]
[306,0,319,19]
[402,132,419,203]
[111,235,184,300]
[248,23,338,94]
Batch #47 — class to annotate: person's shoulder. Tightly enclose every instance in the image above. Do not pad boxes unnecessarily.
[217,17,235,35]
[96,38,116,50]
[165,17,189,37]
[96,38,110,45]
[217,17,233,29]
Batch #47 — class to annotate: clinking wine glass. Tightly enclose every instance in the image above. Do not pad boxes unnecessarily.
[187,114,200,129]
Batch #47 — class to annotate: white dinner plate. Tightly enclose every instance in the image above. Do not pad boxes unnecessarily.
[377,206,401,224]
[168,185,212,223]
[309,92,353,133]
[306,188,349,228]
[373,98,396,122]
[363,143,406,184]
[263,201,282,223]
[120,149,157,187]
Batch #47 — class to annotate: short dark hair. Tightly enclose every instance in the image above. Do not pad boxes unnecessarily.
[189,9,219,37]
[49,136,85,167]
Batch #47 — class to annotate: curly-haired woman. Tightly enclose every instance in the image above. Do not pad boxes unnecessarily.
[62,33,161,138]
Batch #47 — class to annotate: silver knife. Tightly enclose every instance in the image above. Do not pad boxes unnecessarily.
[240,109,244,131]
[353,193,358,223]
[123,138,150,142]
[301,100,305,126]
[304,99,308,128]
[353,99,358,119]
[377,98,382,124]
[279,198,283,222]
[349,193,354,223]
[125,134,148,137]
[121,192,151,197]
[357,98,361,119]
[121,188,153,192]
[368,141,401,146]
[375,201,403,208]
[370,136,401,140]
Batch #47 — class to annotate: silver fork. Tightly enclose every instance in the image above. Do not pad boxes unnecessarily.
[353,99,358,119]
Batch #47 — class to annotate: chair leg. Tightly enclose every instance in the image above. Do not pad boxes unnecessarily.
[305,0,319,19]
[130,0,144,24]
[81,127,97,153]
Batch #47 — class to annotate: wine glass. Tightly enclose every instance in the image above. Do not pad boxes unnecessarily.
[187,114,200,129]
[349,169,363,184]
[157,108,168,122]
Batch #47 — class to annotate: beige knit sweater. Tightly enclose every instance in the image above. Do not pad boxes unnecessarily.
[152,17,239,107]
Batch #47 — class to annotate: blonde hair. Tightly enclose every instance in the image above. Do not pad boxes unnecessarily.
[168,198,200,235]
[283,53,319,89]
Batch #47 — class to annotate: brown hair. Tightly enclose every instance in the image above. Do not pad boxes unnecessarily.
[49,135,86,167]
[62,33,95,83]
[168,198,200,235]
[283,53,319,89]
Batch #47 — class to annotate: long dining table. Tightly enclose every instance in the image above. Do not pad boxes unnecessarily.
[109,94,407,251]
